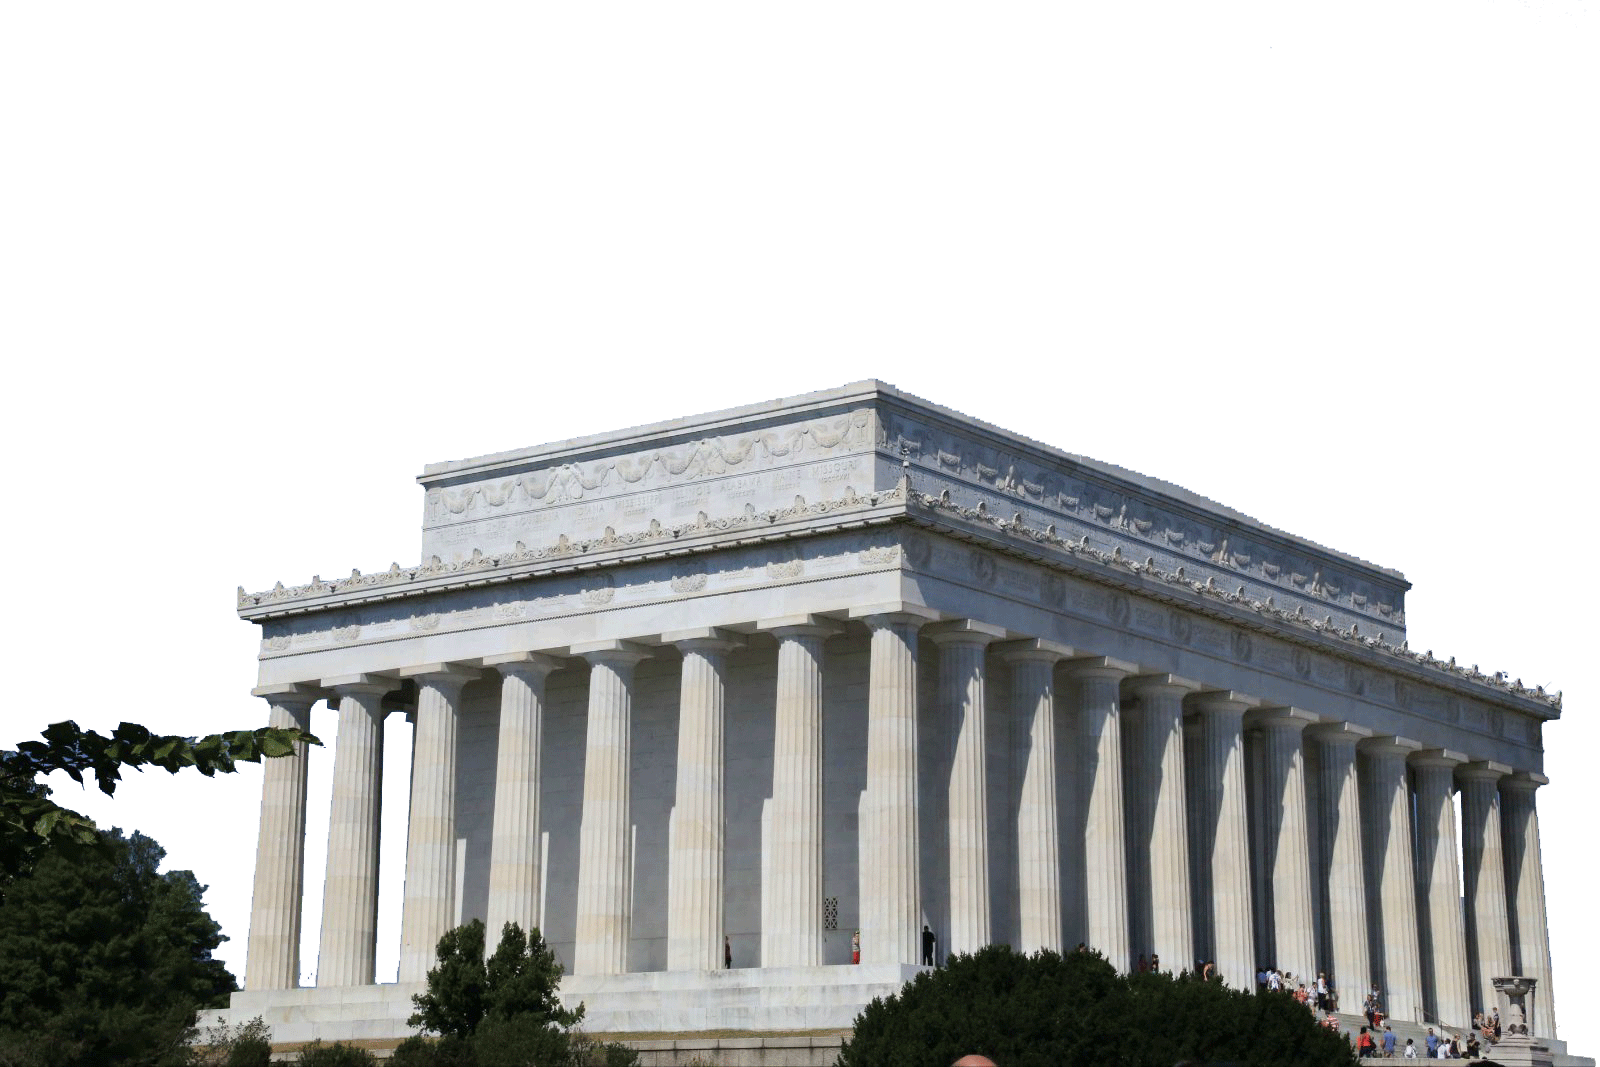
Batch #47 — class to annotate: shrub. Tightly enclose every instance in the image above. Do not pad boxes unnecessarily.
[195,1015,272,1067]
[294,1040,377,1066]
[836,945,1357,1067]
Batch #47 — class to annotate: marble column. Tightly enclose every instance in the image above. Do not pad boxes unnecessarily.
[1189,692,1258,989]
[1500,773,1556,1038]
[757,616,840,968]
[997,640,1071,954]
[316,676,391,987]
[928,620,1006,957]
[1360,736,1424,1023]
[1124,674,1198,974]
[1248,707,1319,986]
[1459,760,1513,1018]
[244,687,317,991]
[1307,722,1373,1012]
[1068,657,1136,971]
[853,605,934,966]
[397,664,478,982]
[1411,749,1470,1029]
[573,640,652,975]
[664,628,741,971]
[482,652,561,941]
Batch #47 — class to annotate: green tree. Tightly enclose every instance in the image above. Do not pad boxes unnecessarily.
[0,827,238,1067]
[836,945,1358,1067]
[408,920,582,1041]
[1,719,318,894]
[403,921,634,1067]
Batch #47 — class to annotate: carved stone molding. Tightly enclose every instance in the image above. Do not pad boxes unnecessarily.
[900,488,1559,712]
[241,480,906,613]
[423,409,875,525]
[881,408,1409,634]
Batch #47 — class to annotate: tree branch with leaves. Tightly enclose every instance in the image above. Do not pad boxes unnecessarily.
[1,719,319,891]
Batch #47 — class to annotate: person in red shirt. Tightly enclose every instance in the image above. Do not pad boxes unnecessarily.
[1357,1027,1375,1057]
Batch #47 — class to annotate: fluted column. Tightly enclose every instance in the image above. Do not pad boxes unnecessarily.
[482,652,561,941]
[853,605,934,965]
[573,640,652,975]
[1188,692,1257,989]
[665,628,741,971]
[1124,674,1198,973]
[397,664,478,981]
[998,640,1072,954]
[1460,760,1513,1018]
[1249,707,1319,985]
[1412,749,1470,1029]
[1360,736,1424,1023]
[1501,773,1556,1038]
[757,616,840,968]
[316,676,391,987]
[928,620,1006,957]
[1307,721,1373,1011]
[1067,657,1135,971]
[244,687,317,991]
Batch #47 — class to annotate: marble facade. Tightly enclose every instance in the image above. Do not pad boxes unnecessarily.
[223,382,1565,1045]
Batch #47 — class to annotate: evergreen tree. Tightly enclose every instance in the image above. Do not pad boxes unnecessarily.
[836,945,1358,1067]
[0,827,237,1067]
[404,921,634,1067]
[408,920,583,1041]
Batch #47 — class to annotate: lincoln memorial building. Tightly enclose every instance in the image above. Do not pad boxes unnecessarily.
[219,382,1567,1053]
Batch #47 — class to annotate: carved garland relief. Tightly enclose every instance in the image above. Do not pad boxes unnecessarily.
[424,410,875,523]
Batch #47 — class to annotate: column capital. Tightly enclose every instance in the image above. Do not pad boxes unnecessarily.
[482,651,563,679]
[1187,690,1262,716]
[663,626,746,653]
[923,619,1008,646]
[571,638,654,668]
[994,637,1074,663]
[758,614,845,639]
[251,682,322,707]
[398,663,483,688]
[1458,759,1514,782]
[1358,735,1424,758]
[848,601,942,627]
[1410,747,1469,770]
[1500,770,1549,793]
[1064,655,1139,681]
[319,673,396,697]
[1306,720,1374,745]
[1244,705,1318,731]
[1125,673,1202,699]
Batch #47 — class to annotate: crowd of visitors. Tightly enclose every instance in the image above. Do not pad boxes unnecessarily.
[1251,965,1497,1060]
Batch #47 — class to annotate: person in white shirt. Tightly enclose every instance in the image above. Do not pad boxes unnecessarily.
[1404,1037,1419,1058]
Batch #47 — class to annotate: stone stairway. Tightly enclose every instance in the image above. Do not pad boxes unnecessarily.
[1334,1010,1592,1067]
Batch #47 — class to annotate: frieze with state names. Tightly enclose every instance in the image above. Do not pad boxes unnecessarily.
[893,505,1558,715]
[254,529,896,657]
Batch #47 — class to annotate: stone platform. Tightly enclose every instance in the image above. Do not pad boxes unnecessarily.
[209,963,920,1048]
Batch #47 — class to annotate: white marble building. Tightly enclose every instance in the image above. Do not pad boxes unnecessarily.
[222,382,1564,1047]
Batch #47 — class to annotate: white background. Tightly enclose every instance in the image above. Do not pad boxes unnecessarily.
[2,0,1594,1051]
